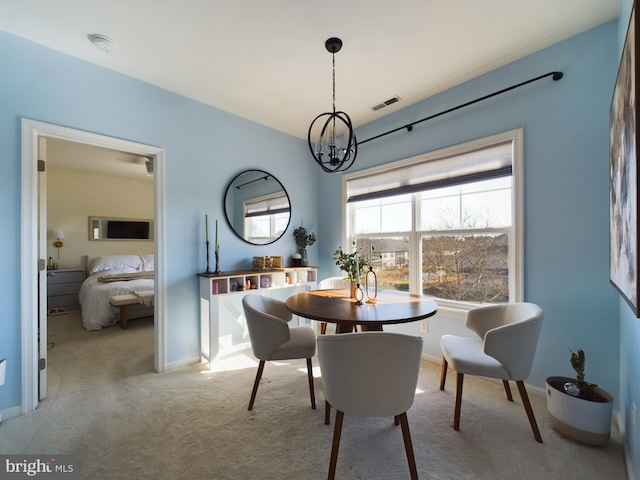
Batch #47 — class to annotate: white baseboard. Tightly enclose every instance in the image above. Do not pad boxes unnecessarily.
[164,355,200,372]
[0,405,22,424]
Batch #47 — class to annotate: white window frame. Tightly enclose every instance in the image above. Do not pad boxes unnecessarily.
[342,129,523,314]
[243,191,290,244]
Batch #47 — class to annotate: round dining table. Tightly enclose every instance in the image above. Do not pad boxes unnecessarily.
[285,288,438,333]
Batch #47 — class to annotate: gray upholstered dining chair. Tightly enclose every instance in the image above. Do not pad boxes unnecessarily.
[439,302,544,442]
[242,294,316,411]
[318,332,423,480]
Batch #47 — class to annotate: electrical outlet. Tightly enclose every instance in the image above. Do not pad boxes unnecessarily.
[420,321,428,333]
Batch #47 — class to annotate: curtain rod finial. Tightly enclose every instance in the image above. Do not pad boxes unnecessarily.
[552,72,563,81]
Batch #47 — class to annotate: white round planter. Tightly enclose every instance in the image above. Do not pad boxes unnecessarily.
[546,376,614,446]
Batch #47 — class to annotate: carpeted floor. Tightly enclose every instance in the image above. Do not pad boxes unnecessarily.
[0,310,627,479]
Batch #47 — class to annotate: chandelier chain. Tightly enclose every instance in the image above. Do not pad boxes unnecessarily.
[332,52,336,114]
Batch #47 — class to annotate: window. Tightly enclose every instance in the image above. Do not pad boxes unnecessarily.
[243,192,290,244]
[344,130,522,311]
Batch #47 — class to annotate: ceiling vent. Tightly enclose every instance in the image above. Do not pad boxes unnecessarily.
[371,96,402,111]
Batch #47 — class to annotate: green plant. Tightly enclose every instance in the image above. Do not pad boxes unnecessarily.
[569,349,602,401]
[293,225,316,249]
[333,244,368,282]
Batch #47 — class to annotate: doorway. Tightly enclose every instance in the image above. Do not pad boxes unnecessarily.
[20,119,166,414]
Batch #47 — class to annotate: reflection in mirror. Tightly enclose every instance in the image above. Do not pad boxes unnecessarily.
[224,170,291,245]
[89,216,154,241]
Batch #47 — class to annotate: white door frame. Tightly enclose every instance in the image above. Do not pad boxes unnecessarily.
[20,118,167,414]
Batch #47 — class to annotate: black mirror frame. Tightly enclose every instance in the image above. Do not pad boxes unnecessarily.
[223,169,291,245]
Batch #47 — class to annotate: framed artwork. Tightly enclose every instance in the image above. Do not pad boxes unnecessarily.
[610,1,640,316]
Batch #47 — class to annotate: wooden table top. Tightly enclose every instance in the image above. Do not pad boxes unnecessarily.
[285,289,438,329]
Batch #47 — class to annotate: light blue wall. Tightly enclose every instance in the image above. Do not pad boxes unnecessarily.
[0,31,317,412]
[0,19,632,467]
[319,20,621,397]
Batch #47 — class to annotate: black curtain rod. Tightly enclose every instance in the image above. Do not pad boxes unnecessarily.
[235,175,271,189]
[358,71,563,146]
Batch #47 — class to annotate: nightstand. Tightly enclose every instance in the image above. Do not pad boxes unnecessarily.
[47,268,85,310]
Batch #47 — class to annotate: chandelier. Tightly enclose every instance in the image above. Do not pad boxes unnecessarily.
[308,38,357,173]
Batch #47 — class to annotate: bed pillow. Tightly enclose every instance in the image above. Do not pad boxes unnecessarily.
[88,254,144,275]
[141,254,154,272]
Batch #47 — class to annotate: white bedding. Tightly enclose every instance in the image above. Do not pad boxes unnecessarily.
[79,254,154,330]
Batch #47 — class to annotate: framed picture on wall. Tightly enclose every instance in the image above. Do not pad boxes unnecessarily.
[610,1,640,317]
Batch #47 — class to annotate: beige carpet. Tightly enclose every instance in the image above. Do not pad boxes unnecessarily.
[0,310,627,479]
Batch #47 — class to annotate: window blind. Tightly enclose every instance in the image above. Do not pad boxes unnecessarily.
[245,194,290,218]
[346,141,512,203]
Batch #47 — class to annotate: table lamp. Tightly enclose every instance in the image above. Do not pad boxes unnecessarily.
[52,229,64,260]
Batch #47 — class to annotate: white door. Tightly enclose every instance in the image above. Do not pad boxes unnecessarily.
[38,136,48,399]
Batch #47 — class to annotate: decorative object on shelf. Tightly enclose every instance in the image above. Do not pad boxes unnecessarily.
[293,224,316,267]
[308,37,357,173]
[214,218,221,275]
[546,349,614,446]
[52,229,64,261]
[253,256,266,270]
[204,215,222,275]
[333,244,368,284]
[204,215,212,274]
[268,256,283,269]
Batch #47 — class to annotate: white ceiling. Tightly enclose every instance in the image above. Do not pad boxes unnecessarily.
[45,138,154,182]
[1,0,620,177]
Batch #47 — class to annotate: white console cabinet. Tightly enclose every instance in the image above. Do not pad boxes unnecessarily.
[198,267,317,366]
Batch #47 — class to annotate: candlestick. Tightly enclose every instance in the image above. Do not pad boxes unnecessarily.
[205,215,209,242]
[204,240,211,274]
[214,248,221,275]
[215,219,219,252]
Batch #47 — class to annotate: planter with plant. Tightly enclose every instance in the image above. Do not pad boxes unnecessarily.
[293,225,316,266]
[333,245,368,297]
[545,349,614,446]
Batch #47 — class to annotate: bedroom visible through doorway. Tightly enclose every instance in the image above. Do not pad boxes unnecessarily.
[20,119,166,415]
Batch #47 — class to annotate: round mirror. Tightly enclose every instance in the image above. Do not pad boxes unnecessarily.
[224,169,291,245]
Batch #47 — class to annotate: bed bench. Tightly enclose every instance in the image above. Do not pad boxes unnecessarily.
[109,294,141,329]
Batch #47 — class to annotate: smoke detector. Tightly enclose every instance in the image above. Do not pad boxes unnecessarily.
[88,34,118,54]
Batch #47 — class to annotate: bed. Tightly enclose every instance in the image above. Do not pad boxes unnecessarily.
[79,254,154,330]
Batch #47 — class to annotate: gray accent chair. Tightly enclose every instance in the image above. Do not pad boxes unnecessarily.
[242,294,316,411]
[318,332,423,480]
[439,302,544,443]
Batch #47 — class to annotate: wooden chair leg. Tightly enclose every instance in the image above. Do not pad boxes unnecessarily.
[516,380,543,443]
[328,410,344,480]
[398,412,419,480]
[439,357,448,390]
[325,400,331,425]
[248,360,265,411]
[454,372,464,431]
[307,358,316,409]
[395,415,400,426]
[320,322,327,335]
[503,380,513,401]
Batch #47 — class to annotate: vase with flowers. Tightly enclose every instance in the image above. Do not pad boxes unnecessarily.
[293,224,316,266]
[333,244,368,298]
